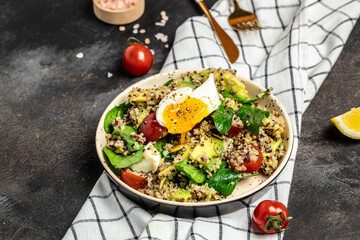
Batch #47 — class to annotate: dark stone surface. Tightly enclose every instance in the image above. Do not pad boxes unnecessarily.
[0,0,358,239]
[286,20,360,239]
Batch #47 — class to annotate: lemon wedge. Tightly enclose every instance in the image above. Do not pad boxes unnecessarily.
[331,108,360,140]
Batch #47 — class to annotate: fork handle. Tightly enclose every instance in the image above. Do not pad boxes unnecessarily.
[196,0,239,63]
[231,0,242,11]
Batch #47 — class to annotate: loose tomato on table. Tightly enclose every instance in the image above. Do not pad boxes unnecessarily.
[122,38,153,76]
[253,200,292,233]
[241,145,263,173]
[139,113,167,142]
[120,169,147,190]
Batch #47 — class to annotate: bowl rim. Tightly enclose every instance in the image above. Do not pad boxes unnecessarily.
[95,68,294,207]
[93,0,144,13]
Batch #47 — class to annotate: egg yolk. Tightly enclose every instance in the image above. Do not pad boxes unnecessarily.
[162,97,208,134]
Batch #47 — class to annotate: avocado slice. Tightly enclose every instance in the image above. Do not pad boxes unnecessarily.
[168,188,192,202]
[218,71,248,102]
[190,137,223,172]
[136,107,150,128]
[173,79,198,90]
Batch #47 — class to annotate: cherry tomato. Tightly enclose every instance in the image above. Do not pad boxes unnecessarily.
[225,125,243,138]
[139,113,167,142]
[253,200,292,233]
[241,145,263,173]
[122,43,153,76]
[120,169,147,190]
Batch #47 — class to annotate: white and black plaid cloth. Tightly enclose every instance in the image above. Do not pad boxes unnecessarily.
[63,0,359,239]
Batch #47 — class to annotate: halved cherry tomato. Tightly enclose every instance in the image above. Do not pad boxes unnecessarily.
[253,200,292,233]
[139,113,167,142]
[120,169,147,190]
[123,43,153,76]
[225,125,243,138]
[241,145,263,173]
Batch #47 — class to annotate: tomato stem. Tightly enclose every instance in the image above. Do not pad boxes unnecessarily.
[264,211,293,233]
[127,37,142,46]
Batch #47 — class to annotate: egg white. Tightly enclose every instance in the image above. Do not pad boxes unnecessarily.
[190,74,221,113]
[156,74,221,128]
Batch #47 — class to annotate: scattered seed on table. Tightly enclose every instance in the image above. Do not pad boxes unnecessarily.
[76,52,84,59]
[154,32,164,40]
[107,72,113,78]
[162,15,169,21]
[160,11,166,16]
[133,29,138,34]
[144,38,151,44]
[119,26,126,31]
[165,44,169,48]
[140,29,146,34]
[155,22,165,26]
[133,23,140,29]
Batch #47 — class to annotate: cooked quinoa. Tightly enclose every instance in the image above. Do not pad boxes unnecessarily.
[103,68,287,202]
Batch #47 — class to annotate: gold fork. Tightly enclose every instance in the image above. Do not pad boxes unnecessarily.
[228,0,264,31]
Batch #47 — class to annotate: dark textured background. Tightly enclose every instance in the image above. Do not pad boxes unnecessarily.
[0,0,359,239]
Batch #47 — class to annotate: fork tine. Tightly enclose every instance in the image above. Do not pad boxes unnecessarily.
[248,21,260,30]
[236,22,247,31]
[240,22,251,31]
[245,21,257,30]
[253,19,265,29]
[242,21,254,30]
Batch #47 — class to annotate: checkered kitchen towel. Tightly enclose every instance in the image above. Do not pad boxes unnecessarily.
[63,0,359,239]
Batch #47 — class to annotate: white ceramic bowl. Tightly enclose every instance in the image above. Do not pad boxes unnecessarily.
[95,69,294,215]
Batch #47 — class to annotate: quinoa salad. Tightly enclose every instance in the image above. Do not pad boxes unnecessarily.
[103,68,286,203]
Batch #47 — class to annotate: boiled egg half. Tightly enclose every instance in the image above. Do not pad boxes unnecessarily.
[156,74,221,134]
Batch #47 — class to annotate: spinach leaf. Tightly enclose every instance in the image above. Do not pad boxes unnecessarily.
[154,137,172,159]
[219,160,228,169]
[174,160,206,184]
[242,87,273,105]
[207,168,258,197]
[237,105,270,136]
[213,103,235,134]
[103,146,143,169]
[163,79,175,86]
[112,126,143,152]
[104,102,132,133]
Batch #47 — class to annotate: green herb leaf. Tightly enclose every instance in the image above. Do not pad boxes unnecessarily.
[103,146,143,169]
[163,79,175,86]
[213,103,235,134]
[222,92,245,102]
[174,160,206,183]
[154,138,171,159]
[112,126,143,152]
[104,102,132,133]
[237,105,270,136]
[207,168,258,197]
[219,161,228,169]
[242,87,273,105]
